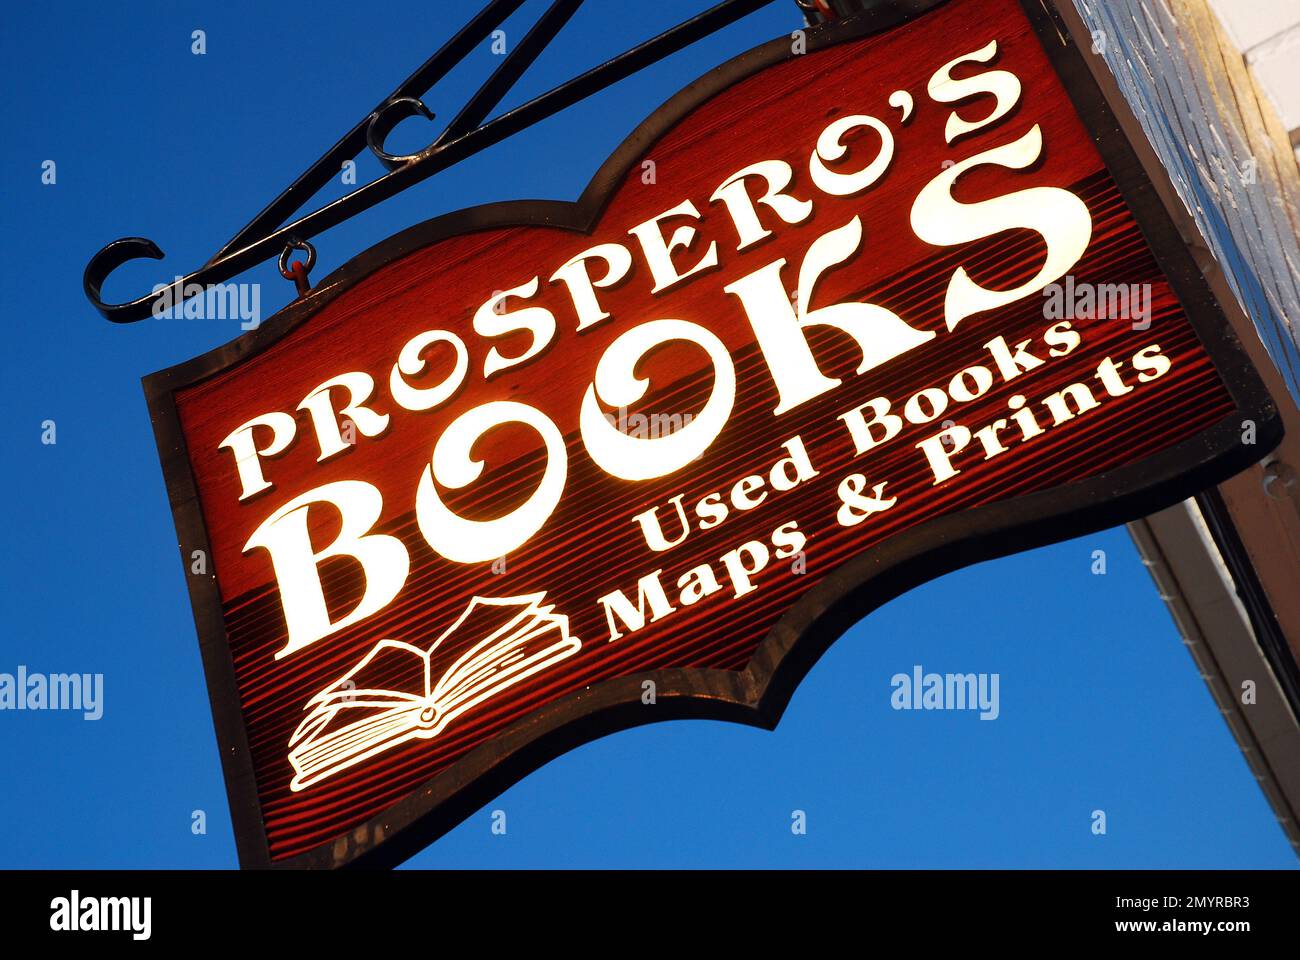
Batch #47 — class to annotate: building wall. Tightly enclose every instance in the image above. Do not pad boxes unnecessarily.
[1207,0,1300,161]
[1073,0,1300,402]
[1069,0,1300,856]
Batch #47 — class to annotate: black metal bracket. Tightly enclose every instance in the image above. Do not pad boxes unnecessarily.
[83,0,783,324]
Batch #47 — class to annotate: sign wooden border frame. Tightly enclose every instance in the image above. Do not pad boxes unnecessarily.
[143,0,1282,868]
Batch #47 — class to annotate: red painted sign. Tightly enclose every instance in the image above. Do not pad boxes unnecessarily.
[146,0,1279,866]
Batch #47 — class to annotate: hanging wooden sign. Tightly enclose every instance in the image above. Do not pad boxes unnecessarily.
[145,0,1281,867]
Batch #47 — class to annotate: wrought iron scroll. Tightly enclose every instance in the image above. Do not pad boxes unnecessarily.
[83,0,786,323]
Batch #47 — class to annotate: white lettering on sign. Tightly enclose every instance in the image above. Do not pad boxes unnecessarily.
[910,124,1092,331]
[723,215,935,414]
[415,401,568,565]
[221,42,1096,659]
[580,318,736,480]
[244,480,409,659]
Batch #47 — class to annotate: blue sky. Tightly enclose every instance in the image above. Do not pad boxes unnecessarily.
[1,0,1293,868]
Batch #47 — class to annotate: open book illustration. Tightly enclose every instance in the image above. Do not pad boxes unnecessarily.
[288,593,581,792]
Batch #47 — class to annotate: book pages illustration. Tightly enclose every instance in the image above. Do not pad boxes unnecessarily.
[288,593,581,791]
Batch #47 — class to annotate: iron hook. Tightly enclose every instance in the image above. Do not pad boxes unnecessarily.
[277,236,317,278]
[83,237,170,324]
[278,237,317,298]
[366,97,439,171]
